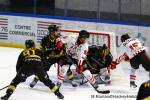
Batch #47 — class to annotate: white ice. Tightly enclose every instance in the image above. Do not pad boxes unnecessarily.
[0,47,149,100]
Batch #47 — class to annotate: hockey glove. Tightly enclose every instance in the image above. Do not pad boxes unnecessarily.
[124,54,130,62]
[110,61,118,70]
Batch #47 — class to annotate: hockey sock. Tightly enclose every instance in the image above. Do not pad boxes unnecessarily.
[82,70,96,84]
[130,68,137,82]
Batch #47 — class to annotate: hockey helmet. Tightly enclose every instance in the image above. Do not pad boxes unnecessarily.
[48,25,60,34]
[121,33,130,43]
[79,30,90,38]
[25,39,35,48]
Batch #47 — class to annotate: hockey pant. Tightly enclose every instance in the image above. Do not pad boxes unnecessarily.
[5,62,58,96]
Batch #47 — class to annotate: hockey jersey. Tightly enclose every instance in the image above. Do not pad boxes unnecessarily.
[65,36,88,66]
[136,80,150,100]
[40,35,64,58]
[120,38,146,59]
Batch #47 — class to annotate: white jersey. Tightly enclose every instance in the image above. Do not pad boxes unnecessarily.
[65,36,88,66]
[121,38,146,59]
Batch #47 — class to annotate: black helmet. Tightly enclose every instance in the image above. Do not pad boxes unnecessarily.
[121,33,130,43]
[25,39,35,48]
[79,30,90,38]
[48,25,60,34]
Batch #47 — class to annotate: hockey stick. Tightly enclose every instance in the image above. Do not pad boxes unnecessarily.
[79,74,88,86]
[0,67,24,91]
[79,70,109,86]
[81,57,110,93]
[65,54,110,94]
[81,73,110,94]
[90,57,104,67]
[0,85,9,91]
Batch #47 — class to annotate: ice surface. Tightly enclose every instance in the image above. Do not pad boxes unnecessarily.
[0,47,149,100]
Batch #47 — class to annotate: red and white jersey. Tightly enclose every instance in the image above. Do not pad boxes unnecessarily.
[121,38,146,59]
[65,37,88,66]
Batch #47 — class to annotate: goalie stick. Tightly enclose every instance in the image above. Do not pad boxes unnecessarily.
[65,54,110,94]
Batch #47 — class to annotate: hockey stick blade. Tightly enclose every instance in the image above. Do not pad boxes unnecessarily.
[96,89,110,94]
[79,81,88,86]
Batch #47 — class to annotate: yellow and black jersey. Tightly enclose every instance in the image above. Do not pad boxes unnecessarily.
[40,35,65,58]
[137,80,150,100]
[40,35,57,52]
[22,48,42,60]
[16,48,44,72]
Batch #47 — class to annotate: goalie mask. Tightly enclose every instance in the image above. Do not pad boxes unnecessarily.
[25,39,35,48]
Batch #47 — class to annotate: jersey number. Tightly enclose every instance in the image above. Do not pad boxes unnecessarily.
[129,42,138,51]
[23,50,35,56]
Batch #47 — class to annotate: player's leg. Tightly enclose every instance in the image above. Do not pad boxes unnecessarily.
[29,60,53,88]
[130,68,137,88]
[1,72,27,100]
[66,68,78,87]
[82,69,98,89]
[140,51,150,72]
[57,64,70,88]
[130,57,140,88]
[35,64,64,99]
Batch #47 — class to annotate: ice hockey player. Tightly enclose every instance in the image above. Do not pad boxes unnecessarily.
[29,24,77,88]
[85,44,113,84]
[112,33,150,88]
[1,40,64,100]
[136,72,150,100]
[57,30,110,93]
